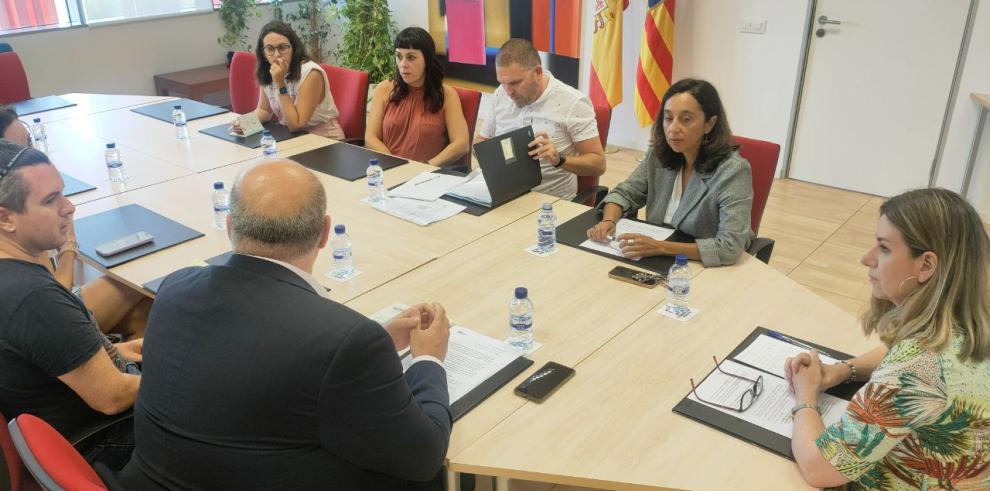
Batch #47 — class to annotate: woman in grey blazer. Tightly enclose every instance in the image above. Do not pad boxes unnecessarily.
[587,79,754,267]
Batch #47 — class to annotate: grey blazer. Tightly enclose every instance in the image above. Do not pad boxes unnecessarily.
[601,148,754,267]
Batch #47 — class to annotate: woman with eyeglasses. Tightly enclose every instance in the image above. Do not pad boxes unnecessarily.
[233,21,344,140]
[786,188,990,490]
[364,27,469,166]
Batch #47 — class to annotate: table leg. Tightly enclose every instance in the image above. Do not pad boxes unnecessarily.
[446,468,459,491]
[962,107,988,199]
[494,476,510,491]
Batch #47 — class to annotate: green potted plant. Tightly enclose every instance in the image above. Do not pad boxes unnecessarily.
[271,0,334,64]
[332,0,396,84]
[217,0,260,65]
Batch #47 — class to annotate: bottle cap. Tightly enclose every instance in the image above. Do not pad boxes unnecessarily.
[262,129,272,136]
[106,143,116,149]
[213,181,224,190]
[32,117,41,123]
[334,224,345,233]
[542,202,553,210]
[675,254,688,265]
[369,158,379,166]
[514,287,528,299]
[173,105,182,109]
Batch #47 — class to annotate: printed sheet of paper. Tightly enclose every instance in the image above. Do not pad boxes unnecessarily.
[364,196,465,226]
[388,172,467,201]
[687,360,848,438]
[401,325,523,403]
[444,169,491,206]
[734,334,840,379]
[579,218,676,260]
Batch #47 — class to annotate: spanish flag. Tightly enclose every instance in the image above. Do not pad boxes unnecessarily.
[634,0,675,127]
[589,0,627,109]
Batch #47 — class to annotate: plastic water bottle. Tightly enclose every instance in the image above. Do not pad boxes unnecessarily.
[664,254,692,318]
[537,202,556,253]
[260,130,277,157]
[366,158,385,202]
[30,118,48,153]
[211,182,230,231]
[330,224,354,279]
[508,287,534,351]
[105,143,126,183]
[171,105,189,140]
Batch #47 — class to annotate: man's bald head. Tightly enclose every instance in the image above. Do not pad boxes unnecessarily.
[229,159,328,261]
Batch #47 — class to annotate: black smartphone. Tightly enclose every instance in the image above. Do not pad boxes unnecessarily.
[608,265,665,289]
[514,362,575,402]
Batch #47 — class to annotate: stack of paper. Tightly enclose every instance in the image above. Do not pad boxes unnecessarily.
[579,218,676,260]
[387,172,467,201]
[366,196,465,226]
[444,169,492,206]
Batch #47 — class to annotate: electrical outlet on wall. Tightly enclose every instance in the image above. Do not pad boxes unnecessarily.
[740,18,767,34]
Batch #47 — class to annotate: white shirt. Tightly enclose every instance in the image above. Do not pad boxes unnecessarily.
[664,169,683,226]
[479,71,599,200]
[247,254,442,368]
[262,61,344,140]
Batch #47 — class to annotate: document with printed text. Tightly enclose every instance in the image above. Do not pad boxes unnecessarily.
[734,334,841,379]
[579,218,676,260]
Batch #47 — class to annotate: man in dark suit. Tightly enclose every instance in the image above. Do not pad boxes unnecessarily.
[120,160,452,489]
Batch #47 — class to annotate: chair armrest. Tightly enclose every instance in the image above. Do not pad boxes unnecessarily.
[747,237,775,264]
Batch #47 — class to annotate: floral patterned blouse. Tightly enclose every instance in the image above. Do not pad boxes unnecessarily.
[817,336,990,490]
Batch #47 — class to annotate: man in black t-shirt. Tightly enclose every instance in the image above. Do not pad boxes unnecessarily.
[0,140,144,469]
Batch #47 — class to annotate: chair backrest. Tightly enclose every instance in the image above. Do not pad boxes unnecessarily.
[228,51,260,115]
[0,52,30,104]
[575,104,612,206]
[453,86,482,171]
[320,64,369,140]
[1,410,25,491]
[8,415,107,491]
[734,135,780,235]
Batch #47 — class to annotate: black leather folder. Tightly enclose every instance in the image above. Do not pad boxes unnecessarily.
[292,143,409,181]
[131,98,227,123]
[13,95,76,116]
[74,204,204,269]
[60,172,96,197]
[199,121,305,149]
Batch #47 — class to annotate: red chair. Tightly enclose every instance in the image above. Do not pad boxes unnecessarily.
[228,51,260,115]
[1,411,41,491]
[321,64,369,141]
[734,135,781,263]
[7,415,119,491]
[0,52,31,104]
[451,86,482,172]
[573,104,611,206]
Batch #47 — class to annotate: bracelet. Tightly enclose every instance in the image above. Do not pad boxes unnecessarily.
[601,219,616,226]
[790,403,820,418]
[837,359,857,383]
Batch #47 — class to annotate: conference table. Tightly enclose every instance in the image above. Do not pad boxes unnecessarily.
[24,94,873,490]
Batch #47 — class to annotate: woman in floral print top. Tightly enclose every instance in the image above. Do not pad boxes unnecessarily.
[785,188,990,490]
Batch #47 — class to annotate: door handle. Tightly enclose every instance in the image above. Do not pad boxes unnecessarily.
[818,15,841,25]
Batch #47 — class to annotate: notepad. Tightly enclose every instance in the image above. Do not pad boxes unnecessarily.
[229,112,265,137]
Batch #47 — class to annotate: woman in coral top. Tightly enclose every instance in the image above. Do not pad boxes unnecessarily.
[365,27,469,166]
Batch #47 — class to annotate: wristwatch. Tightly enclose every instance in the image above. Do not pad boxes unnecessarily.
[554,154,567,168]
[278,86,288,95]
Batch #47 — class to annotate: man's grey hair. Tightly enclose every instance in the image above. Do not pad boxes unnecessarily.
[228,171,327,259]
[495,38,542,68]
[0,139,50,213]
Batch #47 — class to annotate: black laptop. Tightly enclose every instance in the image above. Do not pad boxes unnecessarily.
[442,126,542,215]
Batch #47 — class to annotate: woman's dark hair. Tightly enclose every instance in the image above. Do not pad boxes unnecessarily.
[389,27,445,113]
[651,79,737,174]
[254,21,310,87]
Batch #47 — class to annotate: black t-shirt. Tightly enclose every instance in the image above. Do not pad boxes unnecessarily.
[0,259,113,439]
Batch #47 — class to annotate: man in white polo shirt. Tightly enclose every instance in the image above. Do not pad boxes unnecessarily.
[476,39,606,200]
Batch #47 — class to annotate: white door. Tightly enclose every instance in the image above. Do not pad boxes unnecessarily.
[788,0,970,197]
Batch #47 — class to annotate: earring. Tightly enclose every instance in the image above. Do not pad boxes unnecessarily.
[897,275,918,296]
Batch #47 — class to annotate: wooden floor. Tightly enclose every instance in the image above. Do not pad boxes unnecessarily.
[468,146,988,491]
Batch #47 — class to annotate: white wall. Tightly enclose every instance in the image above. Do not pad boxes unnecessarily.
[934,0,990,220]
[3,12,230,96]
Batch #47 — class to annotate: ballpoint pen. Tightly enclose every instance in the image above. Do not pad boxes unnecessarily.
[766,330,817,352]
[414,175,442,186]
